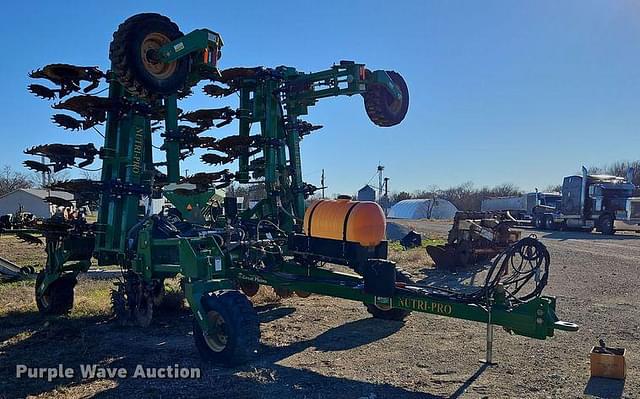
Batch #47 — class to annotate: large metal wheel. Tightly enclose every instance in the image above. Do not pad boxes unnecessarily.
[35,271,76,315]
[109,13,190,100]
[193,290,260,366]
[365,268,414,321]
[363,71,409,127]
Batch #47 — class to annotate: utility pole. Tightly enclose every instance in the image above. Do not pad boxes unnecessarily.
[41,155,46,187]
[321,169,325,199]
[377,164,384,201]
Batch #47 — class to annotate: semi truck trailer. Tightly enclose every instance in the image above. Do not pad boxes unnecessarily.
[532,167,640,235]
[481,192,561,222]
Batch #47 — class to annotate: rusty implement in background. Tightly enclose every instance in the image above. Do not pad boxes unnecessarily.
[426,211,521,270]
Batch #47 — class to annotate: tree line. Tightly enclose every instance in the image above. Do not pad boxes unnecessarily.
[0,165,72,197]
[2,159,639,210]
[387,160,640,211]
[587,160,640,187]
[387,182,524,211]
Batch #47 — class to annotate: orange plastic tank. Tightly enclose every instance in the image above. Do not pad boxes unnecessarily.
[303,199,386,247]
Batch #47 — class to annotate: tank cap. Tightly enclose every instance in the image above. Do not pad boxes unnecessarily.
[336,195,352,200]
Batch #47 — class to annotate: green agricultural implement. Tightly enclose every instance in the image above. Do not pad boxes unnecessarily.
[23,13,577,366]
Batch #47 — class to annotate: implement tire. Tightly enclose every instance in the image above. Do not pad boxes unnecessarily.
[365,268,414,321]
[35,271,76,315]
[363,70,409,127]
[109,13,190,100]
[193,290,260,366]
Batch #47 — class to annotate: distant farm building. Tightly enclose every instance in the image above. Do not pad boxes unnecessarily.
[0,189,74,218]
[357,185,376,201]
[387,198,458,220]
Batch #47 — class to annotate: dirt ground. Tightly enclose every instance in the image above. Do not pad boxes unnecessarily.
[0,223,638,399]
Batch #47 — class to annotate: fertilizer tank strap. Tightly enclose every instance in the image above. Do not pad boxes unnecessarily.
[306,201,323,236]
[342,202,359,241]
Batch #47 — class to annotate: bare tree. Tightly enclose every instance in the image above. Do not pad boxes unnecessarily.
[26,169,71,189]
[542,184,562,193]
[388,182,523,211]
[587,160,640,187]
[0,165,33,196]
[389,191,413,204]
[232,183,267,209]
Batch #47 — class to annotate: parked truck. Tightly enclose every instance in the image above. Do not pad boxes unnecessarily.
[481,192,561,223]
[532,167,640,234]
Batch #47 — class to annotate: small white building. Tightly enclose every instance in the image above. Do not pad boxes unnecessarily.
[0,189,74,218]
[387,198,458,220]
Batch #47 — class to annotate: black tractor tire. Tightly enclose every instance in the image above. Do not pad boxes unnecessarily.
[365,268,414,321]
[109,13,190,100]
[544,215,556,231]
[193,290,260,366]
[363,71,409,127]
[599,215,615,235]
[35,271,76,315]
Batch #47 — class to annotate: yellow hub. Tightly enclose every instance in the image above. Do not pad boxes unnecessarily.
[140,32,177,79]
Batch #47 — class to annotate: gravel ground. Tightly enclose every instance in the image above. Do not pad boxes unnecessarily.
[0,223,638,398]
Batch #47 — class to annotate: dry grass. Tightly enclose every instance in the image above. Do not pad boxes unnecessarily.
[2,226,639,398]
[0,236,447,398]
[0,278,113,322]
[68,279,113,319]
[387,238,444,275]
[0,234,46,267]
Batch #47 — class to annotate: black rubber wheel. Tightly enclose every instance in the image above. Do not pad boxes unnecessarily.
[534,215,544,229]
[273,287,293,298]
[599,215,615,235]
[544,215,555,231]
[238,281,260,297]
[365,268,414,321]
[193,290,260,366]
[109,13,190,100]
[363,70,409,127]
[35,271,76,315]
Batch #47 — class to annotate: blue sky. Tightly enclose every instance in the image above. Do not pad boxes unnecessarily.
[1,1,638,196]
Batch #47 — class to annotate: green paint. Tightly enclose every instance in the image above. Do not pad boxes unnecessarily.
[34,17,576,357]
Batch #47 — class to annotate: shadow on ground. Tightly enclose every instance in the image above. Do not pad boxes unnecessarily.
[584,377,625,399]
[522,228,639,241]
[418,262,488,292]
[0,304,490,399]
